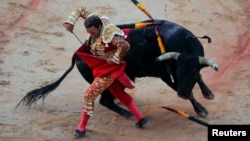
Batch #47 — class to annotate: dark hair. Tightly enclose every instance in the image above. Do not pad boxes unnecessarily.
[84,15,103,28]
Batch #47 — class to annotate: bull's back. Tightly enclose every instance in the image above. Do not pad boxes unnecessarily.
[124,19,205,79]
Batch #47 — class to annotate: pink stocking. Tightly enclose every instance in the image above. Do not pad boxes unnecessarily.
[126,101,144,122]
[77,110,90,131]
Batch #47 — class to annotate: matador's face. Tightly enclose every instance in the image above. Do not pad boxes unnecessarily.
[86,25,102,38]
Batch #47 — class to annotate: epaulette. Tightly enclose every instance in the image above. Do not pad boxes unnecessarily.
[102,24,125,44]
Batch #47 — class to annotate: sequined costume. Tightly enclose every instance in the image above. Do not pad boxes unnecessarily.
[63,7,147,137]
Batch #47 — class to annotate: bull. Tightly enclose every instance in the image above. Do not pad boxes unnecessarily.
[16,19,219,118]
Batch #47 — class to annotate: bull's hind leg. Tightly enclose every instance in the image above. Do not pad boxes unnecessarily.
[189,92,208,118]
[100,91,133,118]
[197,74,214,100]
[75,57,132,118]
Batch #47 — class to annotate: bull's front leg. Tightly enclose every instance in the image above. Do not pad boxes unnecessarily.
[189,92,208,118]
[197,74,214,100]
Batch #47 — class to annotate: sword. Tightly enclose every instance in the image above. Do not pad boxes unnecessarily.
[72,32,83,45]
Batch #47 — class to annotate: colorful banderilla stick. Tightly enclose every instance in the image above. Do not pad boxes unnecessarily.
[131,0,154,20]
[162,106,210,127]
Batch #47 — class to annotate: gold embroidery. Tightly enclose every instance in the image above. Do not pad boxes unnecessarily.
[111,36,130,62]
[90,37,104,56]
[84,76,115,116]
[65,7,92,25]
[90,37,115,59]
[102,24,125,44]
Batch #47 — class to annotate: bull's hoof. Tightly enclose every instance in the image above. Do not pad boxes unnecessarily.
[74,129,85,138]
[196,108,208,118]
[203,93,214,100]
[177,95,189,100]
[201,89,215,100]
[198,111,208,118]
[135,117,148,128]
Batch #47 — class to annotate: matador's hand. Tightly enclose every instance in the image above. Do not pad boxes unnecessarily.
[63,22,74,33]
[107,58,116,65]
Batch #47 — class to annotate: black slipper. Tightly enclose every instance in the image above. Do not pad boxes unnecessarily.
[135,117,148,128]
[74,129,85,138]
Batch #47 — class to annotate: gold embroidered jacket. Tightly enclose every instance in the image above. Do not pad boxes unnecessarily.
[65,7,130,64]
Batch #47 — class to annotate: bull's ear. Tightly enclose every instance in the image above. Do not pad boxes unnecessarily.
[156,52,180,62]
[198,57,219,71]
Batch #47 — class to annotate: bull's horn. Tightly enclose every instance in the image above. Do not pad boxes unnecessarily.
[198,57,219,71]
[156,52,180,61]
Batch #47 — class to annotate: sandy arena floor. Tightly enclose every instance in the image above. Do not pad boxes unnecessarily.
[0,0,249,141]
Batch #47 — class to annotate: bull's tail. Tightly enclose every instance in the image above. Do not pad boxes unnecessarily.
[16,54,77,108]
[197,35,212,43]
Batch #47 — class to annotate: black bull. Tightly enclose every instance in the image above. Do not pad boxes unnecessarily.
[16,20,219,118]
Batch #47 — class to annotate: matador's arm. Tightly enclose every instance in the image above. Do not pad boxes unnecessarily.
[109,35,130,64]
[63,7,94,33]
[64,7,92,25]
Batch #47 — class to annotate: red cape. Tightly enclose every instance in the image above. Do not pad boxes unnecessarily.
[75,46,134,89]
